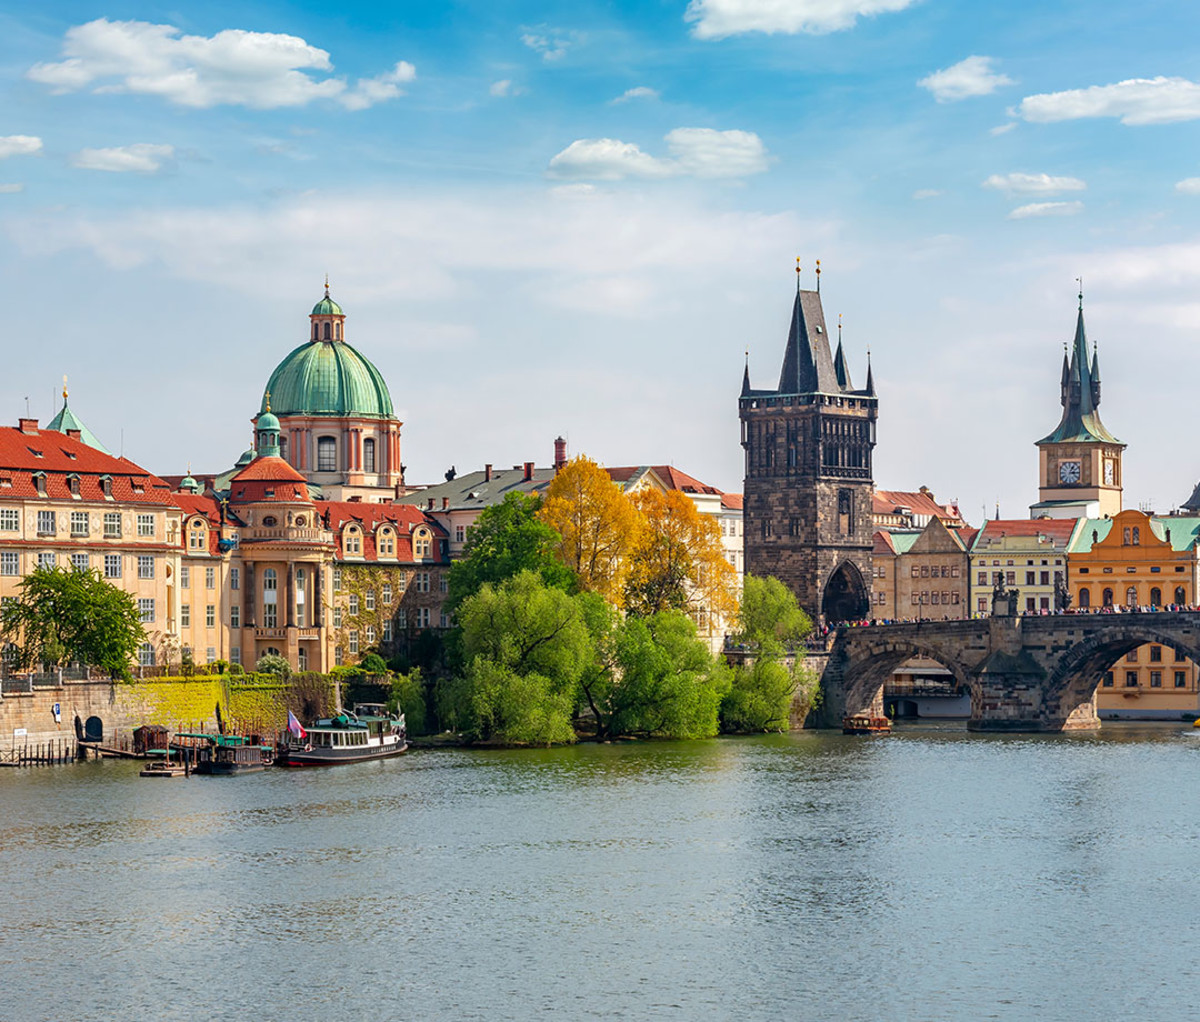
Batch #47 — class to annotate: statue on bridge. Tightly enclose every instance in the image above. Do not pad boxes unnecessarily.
[991,577,1021,617]
[1055,575,1072,613]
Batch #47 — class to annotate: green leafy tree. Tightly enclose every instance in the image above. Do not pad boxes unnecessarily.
[446,493,576,615]
[359,652,389,676]
[387,667,428,735]
[0,567,143,679]
[581,609,729,740]
[721,658,798,733]
[735,575,813,653]
[448,571,592,743]
[255,653,292,679]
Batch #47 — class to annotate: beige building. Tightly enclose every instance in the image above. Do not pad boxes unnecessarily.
[872,517,973,621]
[968,519,1074,617]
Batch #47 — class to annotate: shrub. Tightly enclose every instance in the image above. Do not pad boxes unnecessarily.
[255,653,291,678]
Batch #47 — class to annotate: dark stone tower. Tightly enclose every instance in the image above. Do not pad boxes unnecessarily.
[739,281,878,624]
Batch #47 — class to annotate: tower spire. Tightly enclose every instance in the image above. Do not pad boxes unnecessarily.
[795,257,801,294]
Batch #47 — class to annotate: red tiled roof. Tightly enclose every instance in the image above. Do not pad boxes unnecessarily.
[232,456,307,483]
[228,456,311,503]
[973,518,1077,550]
[873,530,897,555]
[169,493,223,555]
[0,423,174,505]
[317,501,448,562]
[606,465,723,496]
[720,492,743,511]
[874,487,963,523]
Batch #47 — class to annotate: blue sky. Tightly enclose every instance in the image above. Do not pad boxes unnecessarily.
[3,0,1200,521]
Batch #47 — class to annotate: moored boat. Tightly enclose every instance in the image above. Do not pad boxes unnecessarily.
[275,705,406,767]
[174,733,273,775]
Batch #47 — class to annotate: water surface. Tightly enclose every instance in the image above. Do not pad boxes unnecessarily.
[2,723,1198,1021]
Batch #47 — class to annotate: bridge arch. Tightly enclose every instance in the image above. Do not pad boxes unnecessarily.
[1044,619,1200,725]
[837,634,976,720]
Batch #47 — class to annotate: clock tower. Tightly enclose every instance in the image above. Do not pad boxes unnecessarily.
[1032,293,1124,519]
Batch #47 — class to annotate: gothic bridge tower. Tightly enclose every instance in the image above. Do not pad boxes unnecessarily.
[739,270,878,624]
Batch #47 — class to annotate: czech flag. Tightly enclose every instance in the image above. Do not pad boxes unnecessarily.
[287,710,307,738]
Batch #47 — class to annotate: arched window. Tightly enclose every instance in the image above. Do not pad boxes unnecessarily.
[1102,588,1114,607]
[323,322,331,340]
[1123,527,1131,544]
[317,436,337,472]
[1078,588,1090,608]
[1176,586,1187,605]
[312,322,318,340]
[1126,586,1137,607]
[280,435,288,462]
[297,648,308,670]
[296,568,307,627]
[335,322,341,340]
[1132,527,1141,545]
[1151,587,1162,607]
[363,438,376,473]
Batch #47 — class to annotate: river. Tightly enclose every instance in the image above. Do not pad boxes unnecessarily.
[2,723,1199,1021]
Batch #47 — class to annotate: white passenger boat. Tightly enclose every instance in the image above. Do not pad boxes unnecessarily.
[275,705,406,767]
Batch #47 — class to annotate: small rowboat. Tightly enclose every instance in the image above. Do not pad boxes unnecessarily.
[842,714,892,735]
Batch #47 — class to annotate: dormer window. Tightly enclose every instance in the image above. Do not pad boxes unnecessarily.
[131,479,145,494]
[32,472,46,495]
[67,474,80,497]
[100,475,113,497]
[414,529,431,558]
[345,526,362,555]
[378,527,395,556]
[27,448,43,458]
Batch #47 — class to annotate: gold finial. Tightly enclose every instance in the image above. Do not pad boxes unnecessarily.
[838,313,842,340]
[62,374,68,403]
[795,257,801,293]
[815,259,821,293]
[324,273,330,296]
[1076,275,1083,311]
[264,390,271,414]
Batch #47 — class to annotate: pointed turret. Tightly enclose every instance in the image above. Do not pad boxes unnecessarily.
[865,352,875,397]
[777,289,840,395]
[741,357,751,396]
[45,380,110,454]
[1059,347,1070,407]
[1090,343,1101,407]
[833,338,850,389]
[1037,301,1120,445]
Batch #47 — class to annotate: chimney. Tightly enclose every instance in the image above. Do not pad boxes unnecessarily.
[484,464,492,482]
[554,436,567,471]
[442,497,449,510]
[18,418,37,434]
[66,428,82,441]
[523,461,534,481]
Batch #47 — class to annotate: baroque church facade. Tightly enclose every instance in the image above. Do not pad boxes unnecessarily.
[739,278,877,624]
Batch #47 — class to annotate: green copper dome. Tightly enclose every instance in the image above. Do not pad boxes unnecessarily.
[262,339,395,419]
[312,295,343,316]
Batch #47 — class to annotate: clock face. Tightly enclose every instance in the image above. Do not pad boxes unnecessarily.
[1059,460,1082,485]
[1104,460,1115,485]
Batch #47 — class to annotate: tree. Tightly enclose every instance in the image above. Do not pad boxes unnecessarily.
[734,575,813,652]
[446,492,575,614]
[580,608,730,740]
[387,667,428,735]
[255,653,292,678]
[721,657,798,733]
[539,456,642,607]
[448,571,593,743]
[624,487,738,622]
[359,652,389,676]
[0,567,143,679]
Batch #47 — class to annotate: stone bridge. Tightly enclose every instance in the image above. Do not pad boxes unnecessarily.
[817,612,1200,731]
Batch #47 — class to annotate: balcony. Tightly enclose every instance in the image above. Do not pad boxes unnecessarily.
[254,626,322,641]
[242,526,332,543]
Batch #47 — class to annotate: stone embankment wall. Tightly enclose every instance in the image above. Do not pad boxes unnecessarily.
[0,677,294,751]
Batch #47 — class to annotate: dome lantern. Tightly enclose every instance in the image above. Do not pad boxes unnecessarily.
[310,276,346,342]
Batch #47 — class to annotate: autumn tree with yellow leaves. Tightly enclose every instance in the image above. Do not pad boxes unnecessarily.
[624,487,738,622]
[539,456,642,606]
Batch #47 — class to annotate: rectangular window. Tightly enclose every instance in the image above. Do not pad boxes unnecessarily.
[1150,646,1163,662]
[1103,672,1114,687]
[206,605,215,628]
[1040,571,1050,586]
[335,647,343,666]
[977,598,987,613]
[138,598,155,624]
[349,630,359,654]
[230,567,240,591]
[439,576,448,593]
[440,611,449,628]
[37,552,55,570]
[1176,648,1186,662]
[181,604,191,627]
[1025,571,1035,585]
[1039,597,1050,611]
[333,568,342,591]
[1026,597,1036,612]
[1006,572,1015,585]
[1176,671,1187,688]
[138,555,155,579]
[398,575,407,592]
[382,584,392,605]
[0,551,17,575]
[0,508,17,531]
[911,566,920,578]
[365,590,376,612]
[138,643,154,667]
[417,608,431,629]
[230,605,240,628]
[104,512,122,538]
[230,647,241,665]
[206,647,216,664]
[977,572,986,585]
[397,609,407,627]
[181,565,190,588]
[137,514,155,537]
[1126,650,1139,663]
[349,593,359,615]
[417,572,430,593]
[206,566,215,590]
[1150,671,1162,688]
[1125,671,1138,687]
[318,437,337,473]
[37,510,55,536]
[383,620,393,642]
[263,603,277,628]
[71,511,89,537]
[104,554,121,579]
[455,525,465,543]
[334,606,343,627]
[931,592,940,605]
[365,625,376,644]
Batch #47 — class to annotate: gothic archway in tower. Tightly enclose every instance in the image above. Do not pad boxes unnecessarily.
[822,561,869,624]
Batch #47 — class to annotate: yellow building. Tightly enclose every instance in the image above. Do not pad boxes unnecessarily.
[1067,508,1200,719]
[968,518,1074,617]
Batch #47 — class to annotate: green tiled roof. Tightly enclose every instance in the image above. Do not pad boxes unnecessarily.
[312,295,344,316]
[1068,516,1200,553]
[45,400,110,454]
[262,339,394,419]
[1037,307,1122,446]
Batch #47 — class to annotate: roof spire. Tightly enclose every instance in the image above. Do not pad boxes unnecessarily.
[62,374,68,405]
[741,349,751,396]
[865,347,875,396]
[1076,275,1083,312]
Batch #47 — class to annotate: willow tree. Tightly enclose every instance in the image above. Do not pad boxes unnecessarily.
[0,567,143,680]
[539,456,642,607]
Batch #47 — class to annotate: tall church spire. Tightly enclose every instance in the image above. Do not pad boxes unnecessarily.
[1037,297,1120,446]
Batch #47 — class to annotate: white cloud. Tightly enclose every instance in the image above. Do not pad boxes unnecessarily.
[1177,178,1200,195]
[548,128,769,181]
[70,143,175,173]
[918,56,1014,102]
[612,86,659,104]
[339,61,416,111]
[521,27,579,61]
[0,183,24,194]
[990,122,1017,136]
[489,79,526,98]
[685,0,917,39]
[912,189,943,200]
[982,172,1086,197]
[1019,76,1200,126]
[1007,201,1084,220]
[28,18,413,110]
[0,136,43,159]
